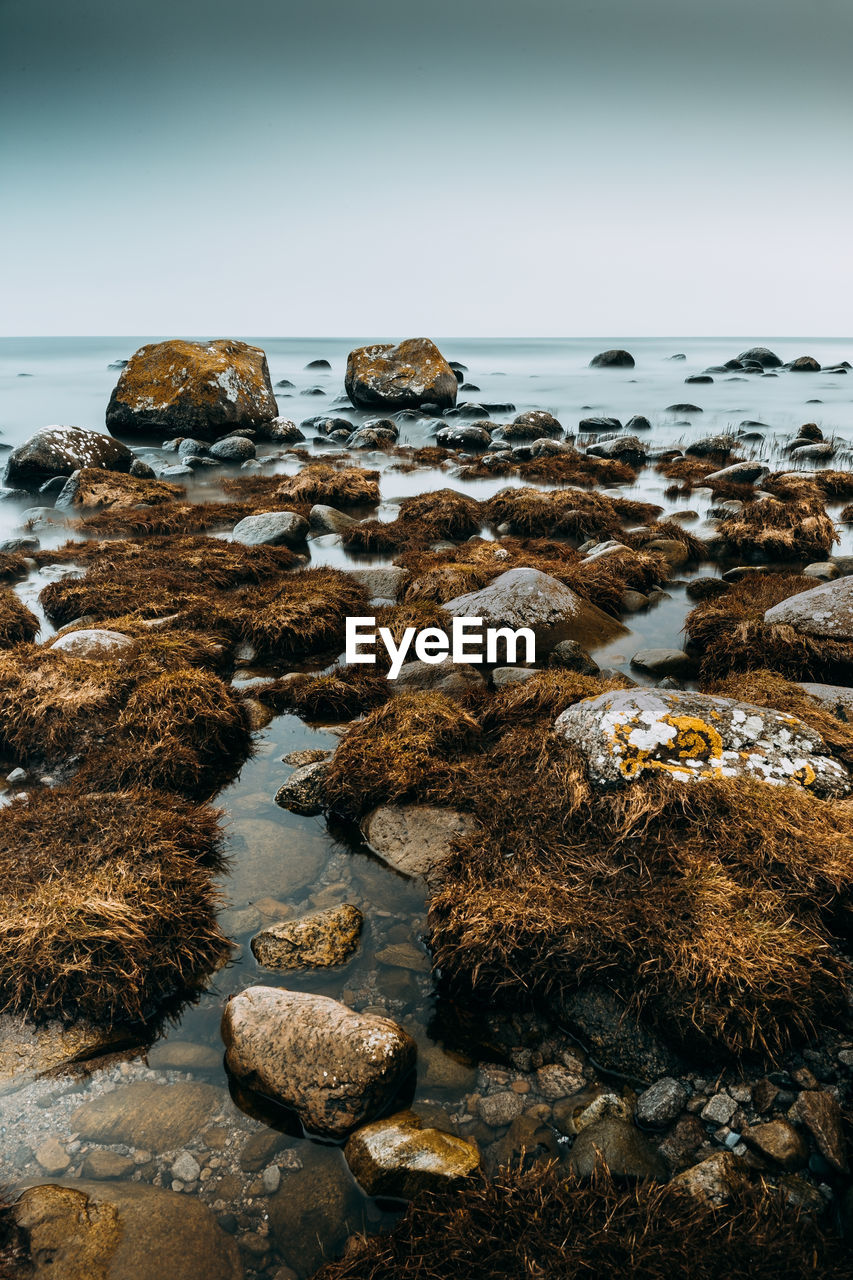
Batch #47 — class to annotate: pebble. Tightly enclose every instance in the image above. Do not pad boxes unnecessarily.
[637,1077,689,1126]
[171,1151,202,1183]
[700,1093,738,1127]
[262,1164,282,1193]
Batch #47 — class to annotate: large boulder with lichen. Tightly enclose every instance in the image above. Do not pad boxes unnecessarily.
[764,576,853,643]
[221,985,416,1137]
[345,338,458,411]
[5,427,133,491]
[554,688,850,796]
[105,339,278,441]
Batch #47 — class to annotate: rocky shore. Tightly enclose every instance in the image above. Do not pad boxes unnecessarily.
[1,336,853,1279]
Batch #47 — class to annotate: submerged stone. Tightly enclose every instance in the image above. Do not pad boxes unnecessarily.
[362,805,477,878]
[72,1080,228,1152]
[344,1110,480,1198]
[567,1117,666,1180]
[554,688,850,796]
[250,904,363,970]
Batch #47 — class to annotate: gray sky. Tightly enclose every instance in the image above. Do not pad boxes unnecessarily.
[2,0,851,336]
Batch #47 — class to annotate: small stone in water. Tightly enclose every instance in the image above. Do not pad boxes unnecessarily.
[171,1151,201,1184]
[262,1164,281,1193]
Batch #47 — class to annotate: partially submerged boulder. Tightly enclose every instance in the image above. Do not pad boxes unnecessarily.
[344,1110,480,1198]
[221,985,416,1137]
[554,688,850,795]
[106,339,278,440]
[346,339,458,411]
[589,349,635,368]
[362,805,477,878]
[5,427,133,491]
[764,576,853,643]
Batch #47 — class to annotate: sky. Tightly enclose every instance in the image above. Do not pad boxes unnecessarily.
[2,0,851,337]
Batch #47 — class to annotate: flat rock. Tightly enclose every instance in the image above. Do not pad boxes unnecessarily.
[221,985,416,1138]
[13,1180,242,1280]
[344,1109,479,1198]
[72,1080,227,1152]
[0,1015,134,1094]
[670,1151,740,1205]
[567,1117,666,1179]
[764,577,853,642]
[232,511,308,547]
[251,904,363,969]
[5,427,133,490]
[50,628,132,659]
[393,658,485,694]
[444,566,626,651]
[346,338,457,411]
[362,805,477,878]
[346,565,408,601]
[798,682,853,721]
[554,687,850,796]
[743,1120,808,1170]
[629,648,695,678]
[106,338,277,440]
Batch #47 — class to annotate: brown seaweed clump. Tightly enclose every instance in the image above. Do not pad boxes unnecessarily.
[684,572,853,681]
[460,449,637,487]
[324,676,853,1059]
[260,667,391,721]
[238,567,368,659]
[0,589,39,648]
[0,787,229,1024]
[223,464,381,507]
[315,1163,853,1280]
[342,489,483,553]
[711,495,837,562]
[483,487,625,541]
[0,646,253,797]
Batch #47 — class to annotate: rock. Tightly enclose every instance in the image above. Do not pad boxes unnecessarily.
[791,442,835,460]
[589,349,634,368]
[791,1090,848,1172]
[578,416,622,433]
[629,648,695,678]
[553,1086,634,1137]
[22,506,71,532]
[210,435,256,462]
[490,1113,560,1169]
[798,682,853,721]
[263,416,305,443]
[251,904,363,969]
[221,986,416,1138]
[478,1091,526,1127]
[636,1078,688,1127]
[645,538,689,567]
[0,1014,134,1093]
[5,426,133,490]
[345,565,407,601]
[82,1150,135,1179]
[586,435,646,465]
[704,461,769,485]
[803,562,839,581]
[35,1136,71,1174]
[435,423,492,450]
[72,1081,227,1151]
[764,577,853,642]
[491,666,538,687]
[666,403,702,414]
[738,347,781,368]
[172,1150,202,1183]
[393,659,485,695]
[621,589,649,612]
[13,1181,242,1280]
[344,1110,479,1198]
[700,1092,738,1127]
[362,805,477,878]
[309,504,357,535]
[5,767,27,784]
[106,338,278,440]
[502,410,563,440]
[306,359,332,370]
[536,1061,586,1100]
[789,355,821,371]
[267,1144,362,1277]
[147,1040,221,1071]
[743,1120,808,1170]
[559,984,681,1080]
[686,374,713,384]
[274,761,329,816]
[49,628,132,659]
[568,1117,666,1179]
[232,511,308,547]
[670,1151,740,1205]
[348,426,398,450]
[346,338,457,411]
[529,437,573,457]
[626,415,652,432]
[444,567,626,651]
[554,687,850,796]
[262,1164,281,1193]
[548,639,599,674]
[0,535,39,552]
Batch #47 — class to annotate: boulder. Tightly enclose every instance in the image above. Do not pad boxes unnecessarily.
[5,427,133,491]
[344,1110,479,1198]
[209,435,256,462]
[250,904,363,969]
[72,1080,228,1151]
[221,985,416,1138]
[261,416,305,443]
[346,338,457,411]
[798,682,853,720]
[50,629,132,660]
[393,659,486,695]
[764,577,853,642]
[444,566,627,651]
[585,435,646,465]
[589,349,635,368]
[53,467,182,511]
[362,804,477,878]
[309,504,357,535]
[738,346,782,368]
[274,760,329,816]
[499,410,563,440]
[629,648,696,678]
[554,688,850,796]
[789,355,821,372]
[704,461,769,485]
[106,339,278,440]
[567,1117,666,1179]
[435,424,492,450]
[12,1181,242,1280]
[548,639,599,674]
[231,511,308,547]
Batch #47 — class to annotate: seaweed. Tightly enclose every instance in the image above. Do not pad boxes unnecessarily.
[0,590,39,647]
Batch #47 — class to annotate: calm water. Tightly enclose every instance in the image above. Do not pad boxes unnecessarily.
[1,336,852,1276]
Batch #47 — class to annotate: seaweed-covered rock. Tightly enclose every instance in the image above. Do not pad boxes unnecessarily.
[346,338,458,411]
[221,985,416,1138]
[12,1180,242,1280]
[590,349,635,368]
[764,576,853,642]
[250,904,363,970]
[554,688,850,796]
[344,1110,479,1198]
[54,467,182,511]
[5,427,133,491]
[106,339,277,440]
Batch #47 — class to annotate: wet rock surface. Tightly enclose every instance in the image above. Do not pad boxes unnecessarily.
[363,805,478,878]
[250,904,363,970]
[5,426,134,489]
[346,338,458,411]
[764,575,853,642]
[344,1109,479,1198]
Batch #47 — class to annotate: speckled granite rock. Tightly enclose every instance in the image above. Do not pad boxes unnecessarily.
[5,427,133,490]
[344,1110,479,1198]
[346,338,458,411]
[764,576,853,642]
